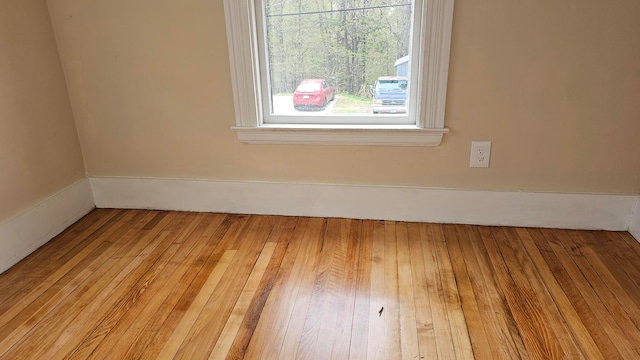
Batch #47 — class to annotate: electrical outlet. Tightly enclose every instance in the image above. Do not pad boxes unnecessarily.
[470,141,491,168]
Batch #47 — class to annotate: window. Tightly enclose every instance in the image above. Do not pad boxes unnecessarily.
[223,0,454,146]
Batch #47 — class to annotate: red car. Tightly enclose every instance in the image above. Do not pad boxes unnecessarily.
[293,79,335,110]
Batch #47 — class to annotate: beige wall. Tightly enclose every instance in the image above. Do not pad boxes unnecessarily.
[0,0,85,221]
[48,0,640,194]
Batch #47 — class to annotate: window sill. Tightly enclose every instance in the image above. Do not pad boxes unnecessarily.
[231,125,449,146]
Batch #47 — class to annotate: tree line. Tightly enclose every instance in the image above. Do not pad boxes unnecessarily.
[264,0,412,96]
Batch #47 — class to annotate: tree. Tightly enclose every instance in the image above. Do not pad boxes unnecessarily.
[264,0,412,95]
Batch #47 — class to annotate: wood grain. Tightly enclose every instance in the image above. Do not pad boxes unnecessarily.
[537,228,639,358]
[419,223,458,359]
[349,220,373,359]
[516,228,603,360]
[443,224,492,359]
[1,210,639,359]
[226,216,299,360]
[242,217,311,359]
[406,223,438,358]
[434,224,474,359]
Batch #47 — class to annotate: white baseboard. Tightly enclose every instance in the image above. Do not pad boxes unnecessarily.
[630,198,640,242]
[90,177,639,232]
[0,179,95,273]
[2,176,634,274]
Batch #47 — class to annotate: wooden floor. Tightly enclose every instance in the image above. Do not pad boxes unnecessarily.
[1,210,640,359]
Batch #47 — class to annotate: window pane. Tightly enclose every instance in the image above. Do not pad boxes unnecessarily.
[262,0,414,120]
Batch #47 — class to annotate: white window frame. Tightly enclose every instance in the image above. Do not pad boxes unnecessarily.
[223,0,454,146]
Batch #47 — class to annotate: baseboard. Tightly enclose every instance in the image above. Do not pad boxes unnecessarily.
[90,177,638,232]
[2,176,633,274]
[0,178,95,273]
[630,198,640,242]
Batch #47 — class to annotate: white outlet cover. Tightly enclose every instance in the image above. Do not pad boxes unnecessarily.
[470,141,491,167]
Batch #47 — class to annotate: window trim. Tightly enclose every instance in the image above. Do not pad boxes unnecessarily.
[223,0,454,146]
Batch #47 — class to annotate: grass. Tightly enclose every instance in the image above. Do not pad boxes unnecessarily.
[332,94,372,114]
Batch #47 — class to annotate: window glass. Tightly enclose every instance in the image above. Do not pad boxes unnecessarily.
[257,0,417,123]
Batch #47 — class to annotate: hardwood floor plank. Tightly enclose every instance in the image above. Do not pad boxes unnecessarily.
[156,249,237,359]
[0,209,120,307]
[117,213,228,359]
[537,228,639,359]
[433,224,474,359]
[61,213,208,359]
[527,228,626,359]
[2,210,640,360]
[173,215,277,360]
[296,218,340,360]
[466,226,529,360]
[348,220,373,359]
[277,218,327,359]
[0,211,175,359]
[504,227,585,359]
[383,221,402,360]
[226,216,299,360]
[0,208,110,276]
[571,230,640,310]
[129,213,241,359]
[298,218,362,360]
[382,221,402,359]
[556,229,640,347]
[593,231,640,292]
[406,223,438,359]
[477,226,554,359]
[618,231,640,260]
[396,222,420,359]
[419,223,457,360]
[209,241,277,359]
[327,219,361,360]
[242,217,310,359]
[0,212,168,358]
[494,226,579,359]
[516,228,604,360]
[366,220,386,360]
[0,210,147,336]
[48,212,191,359]
[443,224,492,360]
[57,213,191,359]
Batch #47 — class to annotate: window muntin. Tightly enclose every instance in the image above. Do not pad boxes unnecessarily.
[254,0,424,125]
